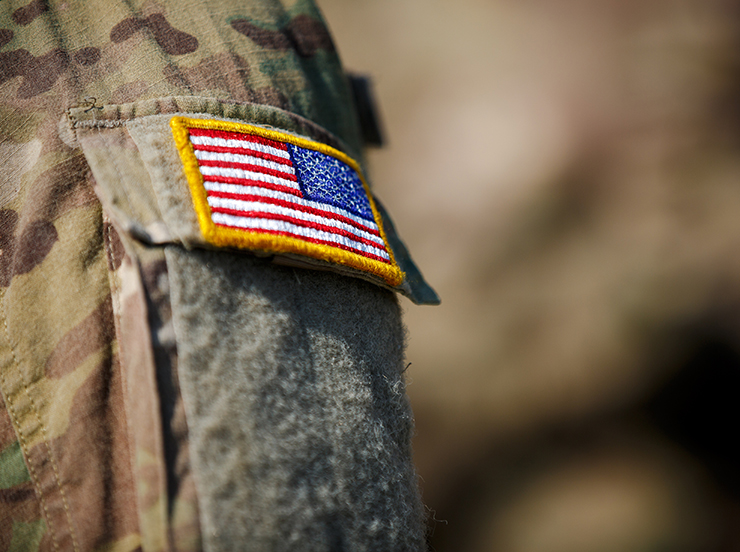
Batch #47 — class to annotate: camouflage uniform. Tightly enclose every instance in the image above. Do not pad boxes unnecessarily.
[0,1,436,551]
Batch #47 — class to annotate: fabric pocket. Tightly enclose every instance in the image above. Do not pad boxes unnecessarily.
[67,96,438,305]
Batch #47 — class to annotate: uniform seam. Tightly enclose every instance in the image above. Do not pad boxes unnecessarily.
[0,290,61,552]
[39,408,81,552]
[4,306,81,552]
[66,95,356,158]
[105,218,122,337]
[105,216,146,549]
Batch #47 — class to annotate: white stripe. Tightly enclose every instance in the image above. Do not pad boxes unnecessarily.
[190,135,290,159]
[194,150,295,175]
[200,166,299,190]
[211,213,391,260]
[207,196,386,247]
[203,182,378,232]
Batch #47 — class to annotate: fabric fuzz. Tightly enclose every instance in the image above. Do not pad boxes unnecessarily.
[165,247,426,552]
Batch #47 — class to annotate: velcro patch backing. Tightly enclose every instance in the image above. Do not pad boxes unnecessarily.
[170,116,403,286]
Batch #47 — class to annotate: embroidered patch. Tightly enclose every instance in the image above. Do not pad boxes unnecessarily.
[170,117,403,286]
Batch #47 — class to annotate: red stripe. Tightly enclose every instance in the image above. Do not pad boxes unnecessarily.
[192,144,291,166]
[206,190,380,236]
[203,176,302,197]
[188,128,288,150]
[213,223,391,264]
[210,207,386,251]
[197,159,297,181]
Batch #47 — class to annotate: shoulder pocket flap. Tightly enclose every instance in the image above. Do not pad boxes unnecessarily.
[68,97,439,305]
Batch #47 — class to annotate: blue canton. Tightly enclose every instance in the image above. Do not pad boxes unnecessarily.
[287,144,373,220]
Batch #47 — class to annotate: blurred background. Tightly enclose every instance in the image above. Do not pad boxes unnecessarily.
[320,1,740,551]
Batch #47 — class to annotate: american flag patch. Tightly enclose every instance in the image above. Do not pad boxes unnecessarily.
[170,117,403,286]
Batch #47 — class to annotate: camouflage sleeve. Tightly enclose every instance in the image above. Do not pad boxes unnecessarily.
[1,1,428,551]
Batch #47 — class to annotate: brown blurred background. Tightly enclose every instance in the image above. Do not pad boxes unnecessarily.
[320,1,740,550]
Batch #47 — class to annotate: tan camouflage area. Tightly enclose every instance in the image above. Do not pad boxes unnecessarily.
[0,0,385,550]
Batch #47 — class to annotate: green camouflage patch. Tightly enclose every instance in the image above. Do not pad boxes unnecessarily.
[8,519,46,552]
[0,441,31,488]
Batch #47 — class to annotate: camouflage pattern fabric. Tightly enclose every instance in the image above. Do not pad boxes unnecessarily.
[0,1,428,550]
